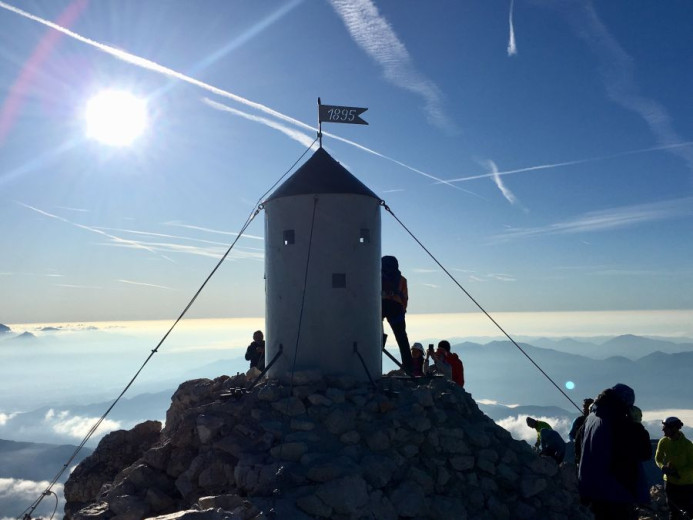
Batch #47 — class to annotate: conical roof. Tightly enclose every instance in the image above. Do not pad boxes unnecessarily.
[265,147,379,201]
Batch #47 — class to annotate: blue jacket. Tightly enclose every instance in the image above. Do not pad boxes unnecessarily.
[578,392,651,504]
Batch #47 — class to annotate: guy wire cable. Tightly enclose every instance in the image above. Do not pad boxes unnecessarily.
[18,138,319,519]
[381,201,582,414]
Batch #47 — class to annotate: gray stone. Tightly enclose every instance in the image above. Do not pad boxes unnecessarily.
[271,396,306,416]
[430,495,467,519]
[366,430,390,451]
[290,418,315,431]
[296,494,331,518]
[324,407,355,435]
[324,387,346,403]
[197,494,244,511]
[72,502,110,520]
[450,455,475,471]
[315,475,368,515]
[145,487,176,513]
[257,386,281,402]
[411,387,434,408]
[307,393,332,406]
[390,480,425,517]
[306,461,345,482]
[362,454,397,488]
[196,415,226,444]
[339,430,360,444]
[487,495,511,520]
[270,442,308,461]
[520,476,547,498]
[109,494,149,518]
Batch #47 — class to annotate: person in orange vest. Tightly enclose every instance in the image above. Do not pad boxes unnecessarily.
[381,255,412,374]
[431,340,464,387]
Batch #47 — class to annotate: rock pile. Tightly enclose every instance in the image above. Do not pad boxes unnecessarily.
[64,372,594,520]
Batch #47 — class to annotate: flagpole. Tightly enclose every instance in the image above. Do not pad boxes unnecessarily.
[317,97,323,148]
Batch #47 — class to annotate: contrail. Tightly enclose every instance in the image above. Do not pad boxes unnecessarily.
[559,2,693,173]
[0,1,474,197]
[17,202,175,262]
[202,98,317,149]
[444,141,693,183]
[507,0,517,56]
[204,98,479,196]
[328,0,453,131]
[486,159,520,205]
[0,1,314,133]
[118,280,174,290]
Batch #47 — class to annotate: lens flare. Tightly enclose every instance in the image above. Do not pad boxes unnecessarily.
[85,90,147,146]
[565,381,575,390]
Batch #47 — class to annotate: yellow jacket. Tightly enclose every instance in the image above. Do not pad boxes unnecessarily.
[655,432,693,485]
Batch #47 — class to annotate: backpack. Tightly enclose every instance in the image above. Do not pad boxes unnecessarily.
[448,353,464,387]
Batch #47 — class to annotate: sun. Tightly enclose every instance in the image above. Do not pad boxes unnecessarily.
[85,90,148,146]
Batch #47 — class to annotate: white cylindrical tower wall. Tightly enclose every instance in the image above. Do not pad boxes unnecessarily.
[263,151,382,382]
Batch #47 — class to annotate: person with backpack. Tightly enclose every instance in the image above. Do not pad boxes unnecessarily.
[578,383,652,520]
[381,255,412,374]
[431,340,464,387]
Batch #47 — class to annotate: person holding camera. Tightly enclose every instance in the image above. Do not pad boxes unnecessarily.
[244,330,265,371]
[429,340,464,387]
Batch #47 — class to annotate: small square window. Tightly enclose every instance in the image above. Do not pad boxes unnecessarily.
[332,273,346,288]
[283,229,295,245]
[359,228,370,244]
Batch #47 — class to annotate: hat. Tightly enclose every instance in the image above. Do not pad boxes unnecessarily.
[611,383,635,407]
[411,342,424,352]
[663,416,683,428]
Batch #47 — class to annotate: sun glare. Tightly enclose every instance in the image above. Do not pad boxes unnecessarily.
[85,90,147,146]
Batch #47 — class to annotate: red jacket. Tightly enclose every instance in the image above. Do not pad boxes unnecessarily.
[448,353,464,387]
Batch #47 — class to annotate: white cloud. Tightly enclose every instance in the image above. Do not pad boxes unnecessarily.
[491,197,693,242]
[565,4,693,173]
[485,159,522,207]
[507,0,518,56]
[44,410,120,439]
[0,478,63,520]
[328,0,453,131]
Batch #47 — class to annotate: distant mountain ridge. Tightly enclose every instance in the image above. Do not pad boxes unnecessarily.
[0,438,92,481]
[528,333,693,359]
[452,339,692,410]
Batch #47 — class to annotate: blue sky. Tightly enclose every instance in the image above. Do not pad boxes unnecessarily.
[1,0,692,325]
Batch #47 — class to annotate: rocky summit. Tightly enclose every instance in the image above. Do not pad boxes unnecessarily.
[64,372,593,520]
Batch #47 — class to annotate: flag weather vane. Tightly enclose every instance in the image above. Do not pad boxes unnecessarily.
[317,97,368,147]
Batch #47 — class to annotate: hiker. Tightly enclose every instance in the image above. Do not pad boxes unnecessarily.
[381,255,412,374]
[430,340,464,387]
[578,383,652,520]
[570,398,594,441]
[539,427,567,464]
[244,330,265,371]
[526,417,552,450]
[655,416,693,520]
[410,342,429,377]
